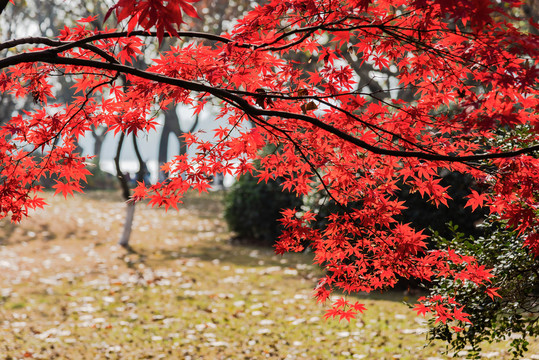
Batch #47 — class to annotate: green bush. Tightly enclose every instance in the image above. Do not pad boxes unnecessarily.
[395,171,486,240]
[427,219,539,359]
[224,173,302,246]
[83,160,118,190]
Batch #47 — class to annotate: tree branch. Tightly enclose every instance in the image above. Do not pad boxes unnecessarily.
[1,51,537,163]
[0,31,232,54]
[0,37,120,64]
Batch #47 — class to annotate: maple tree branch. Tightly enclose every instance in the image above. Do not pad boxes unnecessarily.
[0,37,120,65]
[0,23,505,73]
[315,98,439,156]
[0,32,232,55]
[0,37,71,51]
[6,74,116,182]
[246,10,427,51]
[246,113,348,213]
[0,21,461,56]
[3,72,117,213]
[241,117,373,251]
[0,11,415,56]
[1,51,537,163]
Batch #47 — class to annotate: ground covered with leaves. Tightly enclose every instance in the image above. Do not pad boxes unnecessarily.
[0,192,537,359]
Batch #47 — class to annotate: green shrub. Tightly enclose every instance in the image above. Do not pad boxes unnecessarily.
[427,219,539,359]
[224,173,302,246]
[395,171,486,240]
[83,160,118,190]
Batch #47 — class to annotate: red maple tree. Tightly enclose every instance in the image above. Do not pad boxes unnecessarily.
[0,0,537,327]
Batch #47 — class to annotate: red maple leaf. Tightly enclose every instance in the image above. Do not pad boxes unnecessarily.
[413,303,430,317]
[465,190,488,212]
[52,180,82,199]
[485,287,502,300]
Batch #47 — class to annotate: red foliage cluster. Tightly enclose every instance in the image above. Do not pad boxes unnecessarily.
[0,0,537,326]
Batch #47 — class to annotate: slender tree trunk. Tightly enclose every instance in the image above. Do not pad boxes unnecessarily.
[114,132,134,249]
[119,201,135,248]
[93,139,104,170]
[115,132,147,249]
[158,110,175,174]
[91,125,107,169]
[157,107,199,181]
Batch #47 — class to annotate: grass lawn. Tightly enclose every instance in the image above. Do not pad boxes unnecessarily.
[0,191,537,359]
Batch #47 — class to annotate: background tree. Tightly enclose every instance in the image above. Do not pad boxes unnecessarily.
[0,0,537,351]
[156,0,252,181]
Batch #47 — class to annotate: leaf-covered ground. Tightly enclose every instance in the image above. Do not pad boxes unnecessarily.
[0,191,537,359]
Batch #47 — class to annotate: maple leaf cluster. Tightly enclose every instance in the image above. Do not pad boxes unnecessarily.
[0,0,537,326]
[106,0,200,42]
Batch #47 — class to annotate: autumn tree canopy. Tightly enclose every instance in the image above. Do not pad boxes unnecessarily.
[0,0,538,329]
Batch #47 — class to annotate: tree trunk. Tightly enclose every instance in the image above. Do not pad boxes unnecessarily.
[158,109,176,174]
[91,125,107,169]
[118,201,135,248]
[157,107,198,181]
[114,132,134,249]
[114,131,147,249]
[118,201,135,249]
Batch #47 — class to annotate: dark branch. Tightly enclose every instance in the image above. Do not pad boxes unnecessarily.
[0,37,119,64]
[0,31,232,54]
[1,50,537,163]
